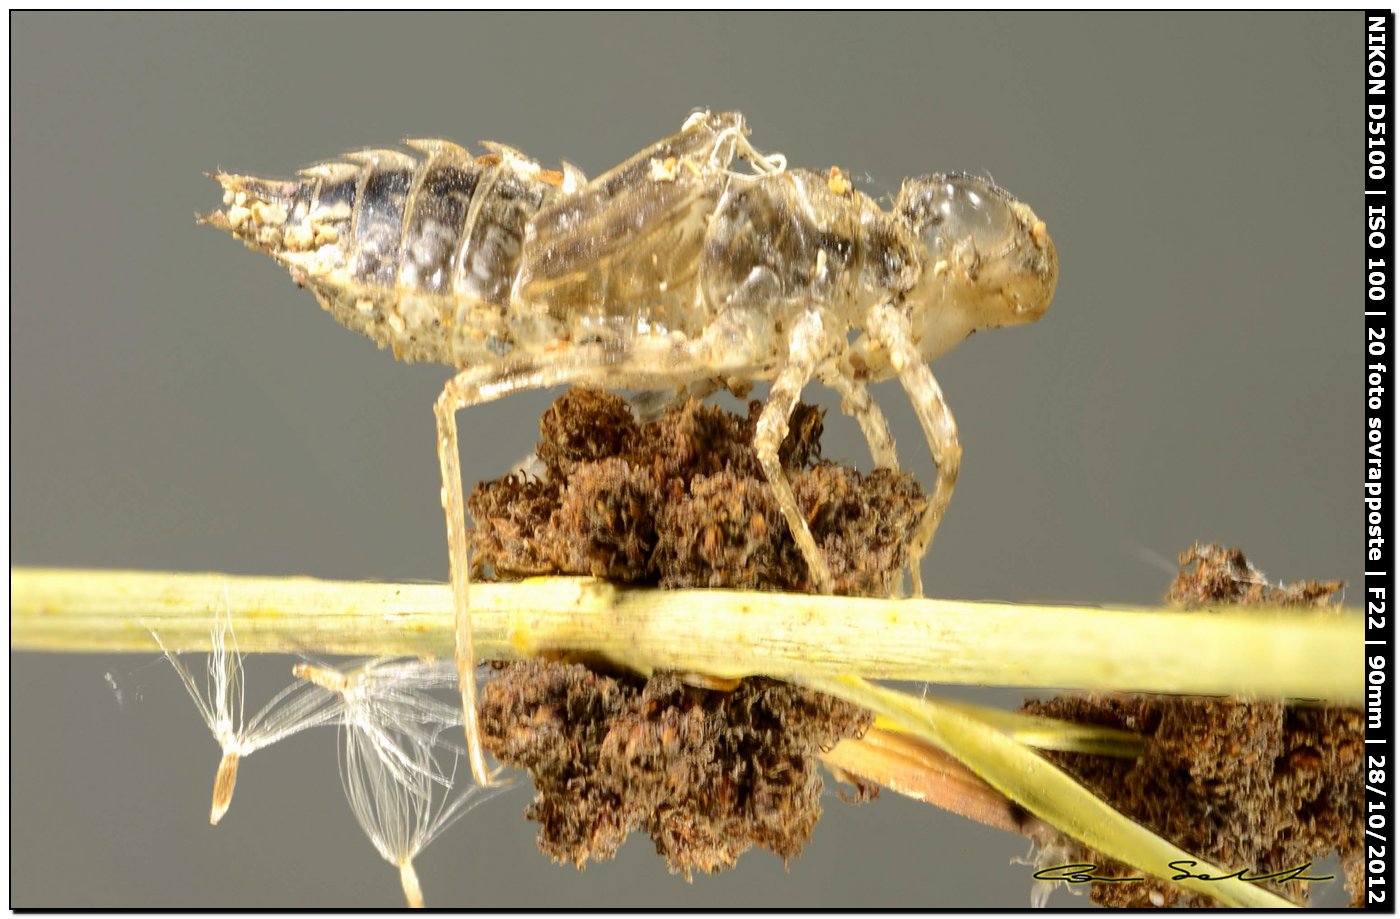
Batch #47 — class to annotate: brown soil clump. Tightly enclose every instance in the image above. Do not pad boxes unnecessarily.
[469,388,925,595]
[1024,544,1361,907]
[481,660,871,877]
[472,390,906,874]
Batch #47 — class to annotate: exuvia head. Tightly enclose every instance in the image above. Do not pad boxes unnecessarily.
[896,173,1058,359]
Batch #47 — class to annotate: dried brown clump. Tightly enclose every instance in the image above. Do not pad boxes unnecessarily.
[473,389,896,875]
[1024,544,1361,908]
[1166,543,1345,609]
[469,388,926,595]
[480,660,872,877]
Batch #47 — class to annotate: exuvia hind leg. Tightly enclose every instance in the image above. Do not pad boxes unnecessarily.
[864,302,962,598]
[436,348,726,786]
[753,308,835,594]
[434,369,506,788]
[435,360,624,787]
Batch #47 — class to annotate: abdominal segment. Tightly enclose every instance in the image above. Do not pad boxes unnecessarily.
[204,141,567,365]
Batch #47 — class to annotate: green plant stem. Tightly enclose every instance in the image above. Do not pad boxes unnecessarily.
[803,674,1299,908]
[10,567,1360,703]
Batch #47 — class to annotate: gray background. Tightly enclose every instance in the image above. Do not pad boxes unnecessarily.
[12,12,1360,908]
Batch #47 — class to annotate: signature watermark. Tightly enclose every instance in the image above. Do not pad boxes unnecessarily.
[1034,861,1334,886]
